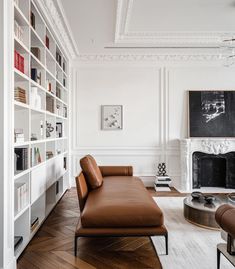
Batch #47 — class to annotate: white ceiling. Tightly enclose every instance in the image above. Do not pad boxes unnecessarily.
[59,0,235,55]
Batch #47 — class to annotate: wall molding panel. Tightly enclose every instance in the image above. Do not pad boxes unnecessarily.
[71,60,235,188]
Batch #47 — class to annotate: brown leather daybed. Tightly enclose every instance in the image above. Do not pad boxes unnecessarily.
[74,155,168,257]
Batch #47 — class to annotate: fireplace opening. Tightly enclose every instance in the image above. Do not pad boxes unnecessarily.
[192,151,235,189]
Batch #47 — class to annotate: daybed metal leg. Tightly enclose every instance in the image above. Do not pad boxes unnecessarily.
[74,236,78,256]
[165,233,168,255]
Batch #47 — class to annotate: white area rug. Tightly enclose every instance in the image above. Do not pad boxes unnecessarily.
[152,197,234,269]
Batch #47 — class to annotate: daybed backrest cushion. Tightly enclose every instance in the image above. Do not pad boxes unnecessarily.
[75,172,88,211]
[80,155,103,189]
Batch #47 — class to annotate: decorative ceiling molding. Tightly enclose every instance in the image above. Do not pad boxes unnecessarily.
[77,54,222,62]
[35,0,79,59]
[115,0,235,47]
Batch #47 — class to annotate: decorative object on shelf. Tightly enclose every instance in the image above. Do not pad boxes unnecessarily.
[31,147,42,166]
[31,47,41,61]
[14,20,23,42]
[31,133,37,141]
[45,35,49,49]
[189,91,235,137]
[46,79,52,92]
[63,157,67,170]
[14,128,24,143]
[46,151,53,160]
[56,149,61,155]
[30,87,42,110]
[101,105,123,130]
[46,122,54,138]
[15,87,26,104]
[63,62,66,72]
[56,51,62,66]
[63,106,67,118]
[14,50,24,73]
[31,11,35,29]
[157,163,167,176]
[228,193,235,203]
[39,121,43,139]
[56,122,63,137]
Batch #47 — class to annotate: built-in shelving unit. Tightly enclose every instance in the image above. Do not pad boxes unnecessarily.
[13,0,69,258]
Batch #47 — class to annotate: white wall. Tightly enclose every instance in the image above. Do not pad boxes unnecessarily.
[70,58,235,188]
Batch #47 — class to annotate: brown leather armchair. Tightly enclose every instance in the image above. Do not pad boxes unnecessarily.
[74,155,168,257]
[215,204,235,269]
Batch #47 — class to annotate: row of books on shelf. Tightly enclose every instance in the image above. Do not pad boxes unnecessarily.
[15,148,28,172]
[15,87,27,104]
[14,50,24,73]
[14,20,24,42]
[15,182,28,213]
[15,129,25,143]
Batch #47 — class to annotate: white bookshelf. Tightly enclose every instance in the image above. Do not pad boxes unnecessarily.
[13,0,69,258]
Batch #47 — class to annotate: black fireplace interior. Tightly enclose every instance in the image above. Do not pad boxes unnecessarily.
[192,151,235,188]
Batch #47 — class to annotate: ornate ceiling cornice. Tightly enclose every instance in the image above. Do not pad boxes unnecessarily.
[77,54,222,62]
[35,0,79,59]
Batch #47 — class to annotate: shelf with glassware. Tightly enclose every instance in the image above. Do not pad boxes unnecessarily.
[13,0,69,258]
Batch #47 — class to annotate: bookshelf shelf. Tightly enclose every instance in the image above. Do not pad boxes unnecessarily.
[14,204,30,221]
[14,4,29,26]
[13,0,69,259]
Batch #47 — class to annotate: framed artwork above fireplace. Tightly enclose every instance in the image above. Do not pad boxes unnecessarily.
[189,90,235,137]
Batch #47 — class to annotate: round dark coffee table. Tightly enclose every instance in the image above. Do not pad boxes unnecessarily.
[183,195,231,230]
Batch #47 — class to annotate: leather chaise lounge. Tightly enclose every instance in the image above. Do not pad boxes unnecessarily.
[74,155,168,256]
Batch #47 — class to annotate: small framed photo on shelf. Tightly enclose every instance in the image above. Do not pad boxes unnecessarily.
[101,105,123,130]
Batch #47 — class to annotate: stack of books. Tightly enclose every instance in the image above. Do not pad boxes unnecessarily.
[15,148,28,172]
[46,96,54,113]
[14,50,24,73]
[14,20,23,42]
[15,182,27,212]
[14,87,26,104]
[154,176,172,191]
[31,47,41,61]
[31,68,42,85]
[15,129,24,143]
[31,216,39,232]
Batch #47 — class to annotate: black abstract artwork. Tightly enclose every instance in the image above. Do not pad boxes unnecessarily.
[189,91,235,137]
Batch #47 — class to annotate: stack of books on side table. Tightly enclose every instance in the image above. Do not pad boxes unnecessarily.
[154,176,172,191]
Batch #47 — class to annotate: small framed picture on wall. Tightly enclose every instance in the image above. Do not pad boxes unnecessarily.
[101,105,123,130]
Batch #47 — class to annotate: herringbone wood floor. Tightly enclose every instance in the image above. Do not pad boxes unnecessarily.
[17,187,182,269]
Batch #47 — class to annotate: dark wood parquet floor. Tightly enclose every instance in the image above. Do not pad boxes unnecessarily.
[17,187,182,269]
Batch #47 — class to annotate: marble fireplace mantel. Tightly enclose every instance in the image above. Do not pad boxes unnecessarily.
[179,138,235,192]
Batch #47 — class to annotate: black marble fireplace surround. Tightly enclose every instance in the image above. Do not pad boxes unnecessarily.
[192,151,235,188]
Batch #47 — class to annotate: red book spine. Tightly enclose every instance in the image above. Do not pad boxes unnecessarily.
[20,55,24,73]
[14,50,19,70]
